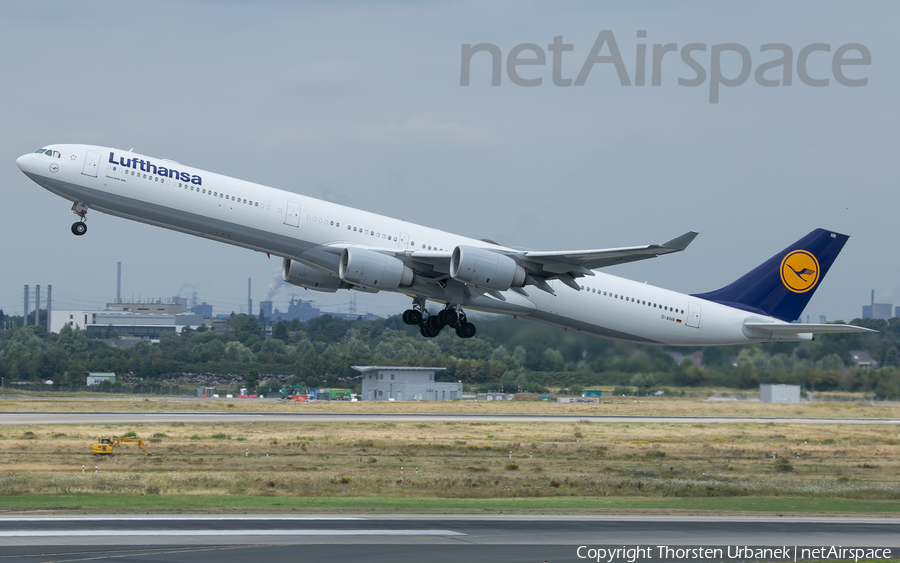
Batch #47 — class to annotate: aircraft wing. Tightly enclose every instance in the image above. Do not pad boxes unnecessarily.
[326,232,697,297]
[522,231,699,273]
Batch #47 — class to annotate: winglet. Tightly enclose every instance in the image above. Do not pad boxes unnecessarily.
[661,231,699,251]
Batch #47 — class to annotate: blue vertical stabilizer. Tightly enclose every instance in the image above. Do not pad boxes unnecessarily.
[692,229,849,322]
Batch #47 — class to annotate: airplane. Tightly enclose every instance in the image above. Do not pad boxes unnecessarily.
[16,144,874,345]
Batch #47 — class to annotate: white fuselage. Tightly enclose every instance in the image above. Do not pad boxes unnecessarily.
[16,144,802,346]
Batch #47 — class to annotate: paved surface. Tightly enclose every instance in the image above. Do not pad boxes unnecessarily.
[0,516,896,562]
[1,412,898,425]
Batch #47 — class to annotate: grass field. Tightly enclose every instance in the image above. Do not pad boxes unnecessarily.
[1,405,898,514]
[1,392,898,419]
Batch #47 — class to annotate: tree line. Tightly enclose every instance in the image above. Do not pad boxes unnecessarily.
[0,311,898,398]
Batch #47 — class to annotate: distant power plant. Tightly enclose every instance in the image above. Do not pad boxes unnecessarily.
[862,290,895,321]
[21,284,52,330]
[258,298,321,322]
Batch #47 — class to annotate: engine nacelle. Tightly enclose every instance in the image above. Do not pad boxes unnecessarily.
[450,246,526,291]
[282,259,344,293]
[339,248,415,291]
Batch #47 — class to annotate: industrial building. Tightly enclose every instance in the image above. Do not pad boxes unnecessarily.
[107,302,183,315]
[51,310,203,339]
[259,297,321,322]
[353,366,461,401]
[759,384,801,404]
[862,290,894,321]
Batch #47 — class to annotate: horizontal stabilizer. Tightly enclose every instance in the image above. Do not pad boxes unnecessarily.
[743,322,878,335]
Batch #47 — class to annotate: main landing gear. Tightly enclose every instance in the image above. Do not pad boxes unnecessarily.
[402,300,476,339]
[71,202,89,236]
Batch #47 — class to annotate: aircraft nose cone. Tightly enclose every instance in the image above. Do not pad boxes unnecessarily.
[16,154,29,171]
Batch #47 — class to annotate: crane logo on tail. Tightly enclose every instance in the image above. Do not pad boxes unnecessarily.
[780,250,820,293]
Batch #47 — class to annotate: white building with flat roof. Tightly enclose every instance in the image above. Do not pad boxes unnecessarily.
[353,366,461,401]
[760,384,801,404]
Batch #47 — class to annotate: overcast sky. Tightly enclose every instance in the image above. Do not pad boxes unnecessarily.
[2,1,897,324]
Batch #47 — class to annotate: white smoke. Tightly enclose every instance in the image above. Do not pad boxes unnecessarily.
[265,269,286,301]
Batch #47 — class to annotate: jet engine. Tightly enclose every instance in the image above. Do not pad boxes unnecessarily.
[339,248,415,291]
[282,259,344,293]
[450,246,526,291]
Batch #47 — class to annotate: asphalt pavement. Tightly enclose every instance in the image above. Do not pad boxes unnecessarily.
[0,516,896,562]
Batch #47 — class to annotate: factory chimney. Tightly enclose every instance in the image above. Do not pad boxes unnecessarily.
[248,278,252,316]
[23,285,29,327]
[34,285,40,327]
[46,285,52,331]
[117,262,122,303]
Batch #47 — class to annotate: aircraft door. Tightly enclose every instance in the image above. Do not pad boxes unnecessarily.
[398,232,409,249]
[81,151,101,177]
[284,201,301,227]
[686,302,701,328]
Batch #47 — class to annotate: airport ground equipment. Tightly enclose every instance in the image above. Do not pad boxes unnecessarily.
[91,435,151,456]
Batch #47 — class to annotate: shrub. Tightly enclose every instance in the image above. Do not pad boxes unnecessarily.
[505,463,519,471]
[775,458,794,472]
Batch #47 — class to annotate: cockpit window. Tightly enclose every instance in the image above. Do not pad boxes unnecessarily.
[34,149,46,154]
[35,149,60,158]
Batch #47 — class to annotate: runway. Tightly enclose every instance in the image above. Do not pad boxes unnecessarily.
[1,412,898,425]
[0,515,896,562]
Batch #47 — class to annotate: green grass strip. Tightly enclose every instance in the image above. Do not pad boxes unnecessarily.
[0,494,898,515]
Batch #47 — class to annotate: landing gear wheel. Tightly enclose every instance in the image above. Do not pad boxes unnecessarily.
[403,309,423,325]
[419,324,440,338]
[456,322,476,339]
[425,315,445,333]
[71,222,87,236]
[438,308,458,327]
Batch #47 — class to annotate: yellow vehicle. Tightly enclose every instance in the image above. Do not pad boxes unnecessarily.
[92,435,151,456]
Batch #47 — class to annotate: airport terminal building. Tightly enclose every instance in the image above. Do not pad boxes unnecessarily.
[353,366,461,401]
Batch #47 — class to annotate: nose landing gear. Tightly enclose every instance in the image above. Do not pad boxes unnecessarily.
[70,202,89,236]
